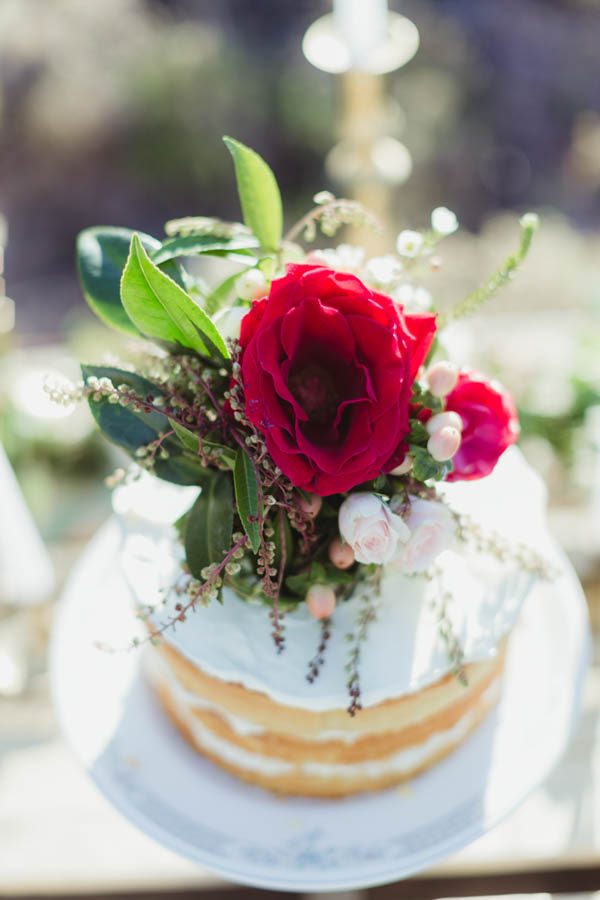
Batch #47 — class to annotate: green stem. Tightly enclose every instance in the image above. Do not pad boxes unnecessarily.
[439,213,539,328]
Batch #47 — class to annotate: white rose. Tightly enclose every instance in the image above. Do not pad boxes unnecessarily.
[211,305,247,342]
[338,493,409,566]
[395,497,455,574]
[305,244,365,273]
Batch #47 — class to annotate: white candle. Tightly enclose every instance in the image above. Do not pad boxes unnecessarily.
[333,0,389,67]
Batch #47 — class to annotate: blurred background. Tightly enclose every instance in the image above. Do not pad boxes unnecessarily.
[2,1,600,898]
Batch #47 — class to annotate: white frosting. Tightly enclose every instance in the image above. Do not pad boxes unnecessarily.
[116,449,553,712]
[157,658,502,781]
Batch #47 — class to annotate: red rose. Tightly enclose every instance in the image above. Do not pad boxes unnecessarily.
[445,371,519,481]
[239,264,436,496]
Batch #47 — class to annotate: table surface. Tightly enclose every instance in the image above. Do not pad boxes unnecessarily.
[2,648,600,898]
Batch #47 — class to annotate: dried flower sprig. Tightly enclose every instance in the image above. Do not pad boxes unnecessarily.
[284,193,382,244]
[306,617,332,684]
[344,572,381,716]
[430,568,468,687]
[453,510,556,580]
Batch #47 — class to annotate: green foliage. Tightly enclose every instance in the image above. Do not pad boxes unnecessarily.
[409,445,452,483]
[233,449,261,553]
[150,233,259,266]
[223,136,283,254]
[169,420,236,469]
[273,510,294,568]
[121,233,230,359]
[82,365,209,485]
[285,562,354,597]
[408,420,430,444]
[77,227,183,336]
[184,472,233,579]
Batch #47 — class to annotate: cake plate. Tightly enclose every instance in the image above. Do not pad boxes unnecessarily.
[51,519,590,893]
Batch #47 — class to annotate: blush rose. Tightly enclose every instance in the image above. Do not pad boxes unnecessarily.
[338,493,410,565]
[394,497,455,574]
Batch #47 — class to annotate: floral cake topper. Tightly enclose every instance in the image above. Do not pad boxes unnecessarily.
[50,137,549,712]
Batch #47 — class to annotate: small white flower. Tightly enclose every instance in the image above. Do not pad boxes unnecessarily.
[335,244,366,272]
[431,206,458,236]
[519,212,539,230]
[236,268,268,301]
[305,244,365,274]
[396,230,424,258]
[212,305,247,341]
[393,283,432,313]
[313,190,335,205]
[339,493,409,566]
[364,254,403,287]
[394,498,456,574]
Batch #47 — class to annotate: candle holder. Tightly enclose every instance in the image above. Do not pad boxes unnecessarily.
[302,9,420,248]
[302,10,419,75]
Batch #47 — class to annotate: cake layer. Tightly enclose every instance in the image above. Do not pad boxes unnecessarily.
[150,653,503,796]
[147,639,506,755]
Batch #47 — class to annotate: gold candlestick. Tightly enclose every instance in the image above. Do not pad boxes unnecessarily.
[302,8,419,250]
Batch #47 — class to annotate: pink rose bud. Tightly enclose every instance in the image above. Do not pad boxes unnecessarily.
[328,537,355,569]
[298,493,323,519]
[425,410,463,435]
[306,584,336,620]
[427,361,459,398]
[390,455,413,476]
[427,426,461,461]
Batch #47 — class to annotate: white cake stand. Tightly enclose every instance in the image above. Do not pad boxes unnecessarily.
[51,519,590,893]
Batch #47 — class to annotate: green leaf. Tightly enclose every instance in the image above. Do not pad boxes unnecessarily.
[233,449,261,553]
[285,562,327,596]
[273,511,294,569]
[121,233,230,359]
[82,365,167,450]
[409,445,452,483]
[408,421,430,444]
[151,234,259,266]
[223,136,283,253]
[76,227,183,336]
[184,473,233,578]
[169,419,236,468]
[82,365,209,485]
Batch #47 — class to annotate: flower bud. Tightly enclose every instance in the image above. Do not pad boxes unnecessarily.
[390,455,413,476]
[328,537,355,570]
[236,268,268,301]
[298,493,322,519]
[431,206,458,235]
[425,410,463,435]
[306,584,336,619]
[427,426,461,461]
[427,361,459,397]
